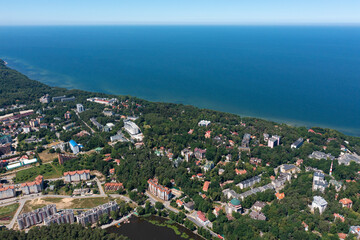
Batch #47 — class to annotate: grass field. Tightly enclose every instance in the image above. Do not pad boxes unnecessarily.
[38,149,58,163]
[14,163,63,183]
[0,203,19,223]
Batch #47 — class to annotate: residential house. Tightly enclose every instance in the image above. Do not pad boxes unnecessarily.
[249,211,266,221]
[104,182,123,191]
[196,211,210,225]
[311,196,328,214]
[339,198,353,208]
[198,120,211,127]
[194,148,206,160]
[203,181,210,192]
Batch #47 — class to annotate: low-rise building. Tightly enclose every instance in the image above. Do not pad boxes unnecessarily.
[69,139,80,154]
[349,226,360,239]
[311,196,328,214]
[104,182,123,191]
[308,151,335,160]
[237,175,261,189]
[184,201,195,212]
[252,201,267,212]
[203,181,210,192]
[225,198,242,215]
[64,170,91,182]
[338,153,360,166]
[196,211,210,225]
[312,172,328,193]
[291,138,304,149]
[198,120,211,127]
[249,211,266,221]
[194,148,206,160]
[339,198,353,208]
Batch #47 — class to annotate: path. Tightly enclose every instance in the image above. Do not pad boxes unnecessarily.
[6,199,25,229]
[75,112,95,134]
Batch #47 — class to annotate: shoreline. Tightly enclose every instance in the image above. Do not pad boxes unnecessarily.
[2,58,360,137]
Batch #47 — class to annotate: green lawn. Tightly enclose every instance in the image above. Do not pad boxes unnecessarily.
[14,163,63,183]
[0,203,19,222]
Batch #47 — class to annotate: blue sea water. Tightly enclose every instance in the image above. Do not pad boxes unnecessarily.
[0,26,359,135]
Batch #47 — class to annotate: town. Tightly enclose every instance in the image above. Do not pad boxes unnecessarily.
[1,60,360,239]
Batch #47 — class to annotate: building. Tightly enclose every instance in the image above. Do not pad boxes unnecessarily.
[63,122,75,130]
[104,182,123,191]
[334,213,345,222]
[76,104,84,113]
[196,211,210,225]
[349,226,360,239]
[203,161,214,172]
[64,111,71,120]
[252,201,267,212]
[77,201,118,227]
[272,172,291,189]
[338,153,360,166]
[90,118,103,130]
[58,153,77,165]
[194,148,206,160]
[52,95,66,102]
[275,192,285,200]
[312,172,328,193]
[329,179,343,192]
[249,211,266,221]
[268,135,281,148]
[181,148,193,162]
[63,170,91,182]
[69,140,80,154]
[339,198,353,208]
[39,94,50,104]
[0,134,12,145]
[198,120,211,127]
[184,201,195,212]
[17,204,57,230]
[148,178,172,201]
[61,96,76,102]
[23,125,31,133]
[203,181,210,192]
[311,196,328,214]
[103,110,114,117]
[21,175,44,195]
[43,209,75,226]
[291,138,304,149]
[124,120,141,135]
[241,133,251,148]
[308,151,335,160]
[225,198,242,215]
[237,175,261,189]
[86,97,118,106]
[0,186,15,199]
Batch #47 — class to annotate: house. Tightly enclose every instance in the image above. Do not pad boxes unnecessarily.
[311,196,328,214]
[63,170,91,182]
[181,148,193,162]
[203,181,210,192]
[275,164,300,175]
[109,168,115,175]
[252,201,266,212]
[296,159,303,166]
[194,148,206,160]
[349,226,360,239]
[275,192,285,200]
[250,158,262,166]
[338,153,360,166]
[291,138,304,149]
[312,172,328,193]
[184,201,195,212]
[205,131,212,138]
[249,211,266,221]
[176,199,184,207]
[338,233,347,240]
[21,175,44,195]
[148,178,172,201]
[339,198,353,208]
[196,211,210,225]
[104,182,123,191]
[64,111,71,120]
[334,213,345,222]
[203,161,214,172]
[198,120,211,127]
[69,140,80,154]
[302,222,309,231]
[23,125,31,133]
[213,206,222,217]
[329,179,343,192]
[103,110,114,117]
[235,169,247,175]
[241,133,251,148]
[225,198,242,215]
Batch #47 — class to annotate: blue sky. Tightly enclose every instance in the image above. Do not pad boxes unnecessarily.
[1,0,360,25]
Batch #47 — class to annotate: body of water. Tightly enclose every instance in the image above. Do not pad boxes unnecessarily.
[0,26,359,135]
[106,215,203,240]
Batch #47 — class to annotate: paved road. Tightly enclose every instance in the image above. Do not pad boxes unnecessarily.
[6,199,26,229]
[95,177,106,196]
[75,112,95,134]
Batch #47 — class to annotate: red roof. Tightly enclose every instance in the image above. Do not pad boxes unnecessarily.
[104,182,123,187]
[197,211,208,222]
[339,198,352,205]
[275,192,285,200]
[0,186,14,192]
[203,181,210,192]
[64,170,90,176]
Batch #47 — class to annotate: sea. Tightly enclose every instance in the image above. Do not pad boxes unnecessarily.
[0,26,359,136]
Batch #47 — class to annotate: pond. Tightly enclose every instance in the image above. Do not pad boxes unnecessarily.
[107,215,204,240]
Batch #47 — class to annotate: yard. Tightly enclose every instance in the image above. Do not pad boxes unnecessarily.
[14,163,63,183]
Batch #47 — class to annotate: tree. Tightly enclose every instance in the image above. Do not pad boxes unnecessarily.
[155,202,164,210]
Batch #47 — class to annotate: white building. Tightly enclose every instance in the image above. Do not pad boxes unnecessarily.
[268,135,281,148]
[63,170,91,182]
[76,104,84,113]
[291,138,304,149]
[198,120,211,127]
[124,120,141,135]
[311,196,328,214]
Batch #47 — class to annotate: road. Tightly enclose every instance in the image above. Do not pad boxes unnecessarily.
[100,212,134,229]
[145,191,219,238]
[95,177,106,196]
[75,111,95,133]
[6,199,26,229]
